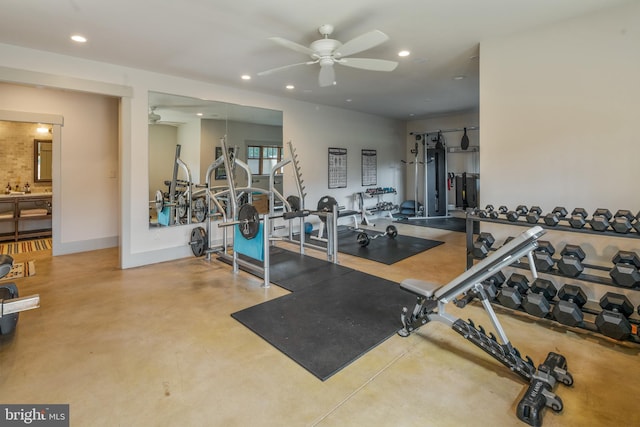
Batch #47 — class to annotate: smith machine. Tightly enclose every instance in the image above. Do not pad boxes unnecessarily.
[189,138,340,287]
[405,127,479,219]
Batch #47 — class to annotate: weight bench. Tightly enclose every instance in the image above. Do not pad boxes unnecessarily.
[398,226,572,427]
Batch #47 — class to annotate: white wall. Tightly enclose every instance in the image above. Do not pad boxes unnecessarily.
[0,43,403,268]
[148,124,178,202]
[480,2,640,212]
[479,2,640,305]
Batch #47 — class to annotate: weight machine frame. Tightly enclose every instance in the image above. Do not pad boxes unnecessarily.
[405,126,479,219]
[197,138,338,288]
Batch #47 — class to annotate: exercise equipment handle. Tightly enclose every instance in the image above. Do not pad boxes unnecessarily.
[1,294,40,316]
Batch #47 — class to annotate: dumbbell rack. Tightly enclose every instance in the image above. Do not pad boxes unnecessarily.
[465,212,640,344]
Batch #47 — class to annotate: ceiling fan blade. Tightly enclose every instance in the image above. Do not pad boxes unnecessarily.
[257,61,316,76]
[318,64,335,87]
[337,58,398,72]
[268,37,315,56]
[334,30,389,58]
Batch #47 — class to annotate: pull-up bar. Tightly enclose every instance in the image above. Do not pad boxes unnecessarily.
[409,126,479,137]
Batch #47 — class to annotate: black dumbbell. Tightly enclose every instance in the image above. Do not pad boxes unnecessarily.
[472,232,495,258]
[479,204,499,219]
[522,278,558,318]
[632,211,640,233]
[568,208,588,229]
[532,240,555,272]
[595,292,634,340]
[497,273,529,309]
[506,205,528,222]
[525,206,542,224]
[609,250,640,288]
[611,210,634,234]
[498,205,509,216]
[556,244,586,277]
[481,271,506,300]
[543,206,568,226]
[485,204,499,219]
[589,208,612,232]
[552,284,587,327]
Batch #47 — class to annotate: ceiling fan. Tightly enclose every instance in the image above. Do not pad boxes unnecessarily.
[258,24,398,87]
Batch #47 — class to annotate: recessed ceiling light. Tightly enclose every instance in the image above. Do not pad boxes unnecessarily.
[196,113,203,117]
[345,99,352,103]
[453,75,466,80]
[408,113,415,117]
[70,34,87,43]
[398,50,410,57]
[241,74,251,80]
[285,84,295,90]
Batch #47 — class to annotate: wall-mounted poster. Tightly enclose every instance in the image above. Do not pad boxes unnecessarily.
[361,149,377,186]
[328,147,347,189]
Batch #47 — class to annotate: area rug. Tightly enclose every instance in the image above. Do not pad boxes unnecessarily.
[0,238,52,255]
[0,260,36,281]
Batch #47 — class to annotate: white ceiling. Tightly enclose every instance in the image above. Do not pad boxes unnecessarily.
[0,0,630,119]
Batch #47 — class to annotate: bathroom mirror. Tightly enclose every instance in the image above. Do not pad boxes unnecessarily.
[148,91,283,227]
[34,139,53,182]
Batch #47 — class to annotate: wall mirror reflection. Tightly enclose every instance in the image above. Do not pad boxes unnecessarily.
[148,91,283,227]
[34,139,52,182]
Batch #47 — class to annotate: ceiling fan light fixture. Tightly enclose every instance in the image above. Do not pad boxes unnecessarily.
[260,25,396,88]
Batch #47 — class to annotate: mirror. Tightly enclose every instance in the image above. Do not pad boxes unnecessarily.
[34,139,52,182]
[148,91,283,227]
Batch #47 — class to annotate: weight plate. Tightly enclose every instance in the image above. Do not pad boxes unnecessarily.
[193,197,207,223]
[317,196,338,223]
[190,227,207,257]
[287,195,301,212]
[177,194,187,218]
[357,232,370,247]
[238,203,260,240]
[386,225,398,238]
[154,190,164,214]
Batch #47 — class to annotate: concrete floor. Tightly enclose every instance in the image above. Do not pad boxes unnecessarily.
[1,220,639,426]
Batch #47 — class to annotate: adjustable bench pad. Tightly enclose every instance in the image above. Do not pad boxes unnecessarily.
[400,278,442,298]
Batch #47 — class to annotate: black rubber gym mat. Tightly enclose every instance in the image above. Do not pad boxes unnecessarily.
[295,228,444,265]
[267,248,354,292]
[337,230,443,264]
[219,247,353,292]
[231,270,416,381]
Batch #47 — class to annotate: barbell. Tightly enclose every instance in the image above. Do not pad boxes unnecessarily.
[356,225,398,247]
[217,203,311,240]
